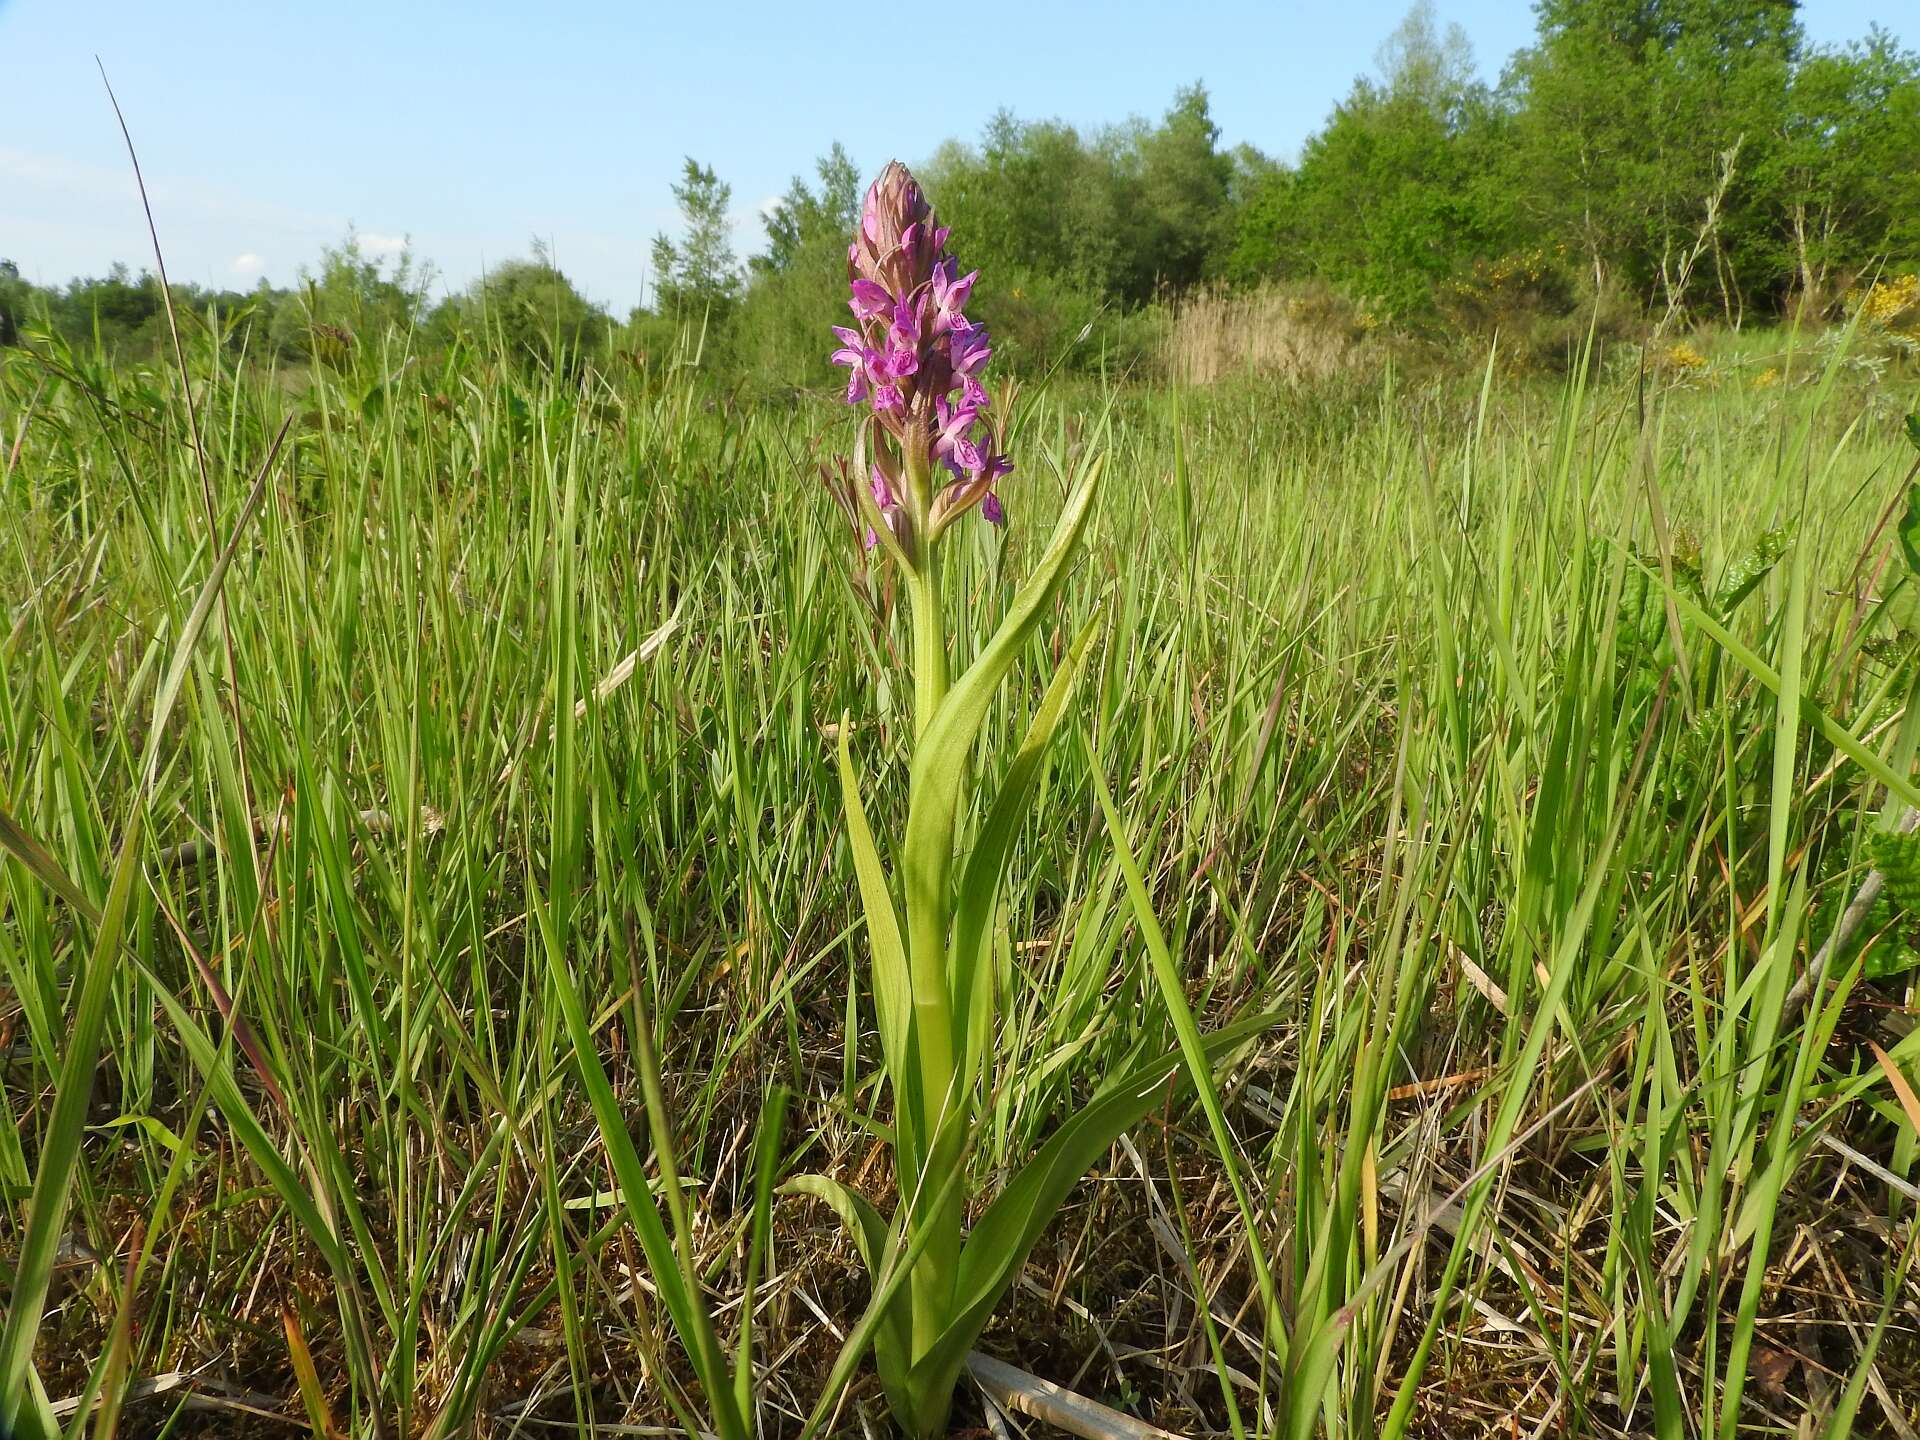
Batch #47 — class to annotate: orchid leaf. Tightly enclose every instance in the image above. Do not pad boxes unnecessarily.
[950,613,1103,1098]
[905,1011,1276,1415]
[783,1173,912,1401]
[901,451,1106,957]
[837,717,919,1165]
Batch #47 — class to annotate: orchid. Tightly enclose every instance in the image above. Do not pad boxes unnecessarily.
[802,163,1255,1440]
[826,162,1012,564]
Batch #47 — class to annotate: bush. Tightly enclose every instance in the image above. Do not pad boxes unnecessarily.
[1434,247,1641,373]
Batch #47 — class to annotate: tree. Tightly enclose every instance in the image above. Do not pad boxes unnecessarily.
[1756,28,1920,308]
[268,227,433,359]
[1502,0,1802,314]
[1376,0,1477,118]
[1235,5,1505,313]
[1122,84,1237,296]
[0,260,26,347]
[464,244,609,367]
[756,143,860,276]
[728,145,870,389]
[650,158,739,317]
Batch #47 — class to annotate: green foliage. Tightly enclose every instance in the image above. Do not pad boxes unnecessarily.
[650,157,740,321]
[1234,0,1509,316]
[727,145,864,390]
[920,84,1237,310]
[456,243,610,367]
[11,4,1920,381]
[9,309,1920,1435]
[268,228,432,361]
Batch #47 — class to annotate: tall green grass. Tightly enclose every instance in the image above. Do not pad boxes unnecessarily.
[2,321,1918,1436]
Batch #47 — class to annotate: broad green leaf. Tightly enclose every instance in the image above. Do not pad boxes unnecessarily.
[1712,527,1789,612]
[950,613,1103,1098]
[1902,484,1920,580]
[906,1012,1275,1420]
[901,452,1106,960]
[836,718,918,1162]
[783,1174,890,1272]
[796,1155,972,1440]
[783,1172,912,1402]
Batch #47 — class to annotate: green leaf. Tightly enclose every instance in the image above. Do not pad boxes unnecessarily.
[0,801,102,924]
[1904,411,1920,452]
[533,883,748,1440]
[783,1173,912,1406]
[140,420,283,789]
[795,1155,972,1440]
[905,1012,1276,1422]
[950,613,1103,1099]
[836,718,917,1162]
[783,1174,891,1273]
[1644,560,1920,811]
[735,1086,791,1421]
[1712,527,1790,612]
[1901,483,1920,579]
[1090,748,1285,1360]
[901,451,1106,952]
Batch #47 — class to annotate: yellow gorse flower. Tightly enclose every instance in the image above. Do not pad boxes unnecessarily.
[1662,342,1708,372]
[1848,273,1920,330]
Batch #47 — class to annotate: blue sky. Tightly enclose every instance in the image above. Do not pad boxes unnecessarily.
[0,0,1900,312]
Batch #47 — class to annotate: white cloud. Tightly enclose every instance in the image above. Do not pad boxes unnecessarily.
[758,194,781,218]
[231,252,265,275]
[359,230,408,257]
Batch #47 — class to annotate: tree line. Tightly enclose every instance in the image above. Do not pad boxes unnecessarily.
[3,0,1916,382]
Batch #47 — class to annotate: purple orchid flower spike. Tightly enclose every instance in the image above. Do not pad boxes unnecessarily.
[830,160,1013,563]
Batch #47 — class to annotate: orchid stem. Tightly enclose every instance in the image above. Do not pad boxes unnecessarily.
[909,548,949,740]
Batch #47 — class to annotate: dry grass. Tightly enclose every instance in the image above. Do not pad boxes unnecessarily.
[1163,283,1377,387]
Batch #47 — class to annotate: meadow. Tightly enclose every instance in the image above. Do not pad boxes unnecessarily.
[5,313,1920,1440]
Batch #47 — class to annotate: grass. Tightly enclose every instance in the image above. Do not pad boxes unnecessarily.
[3,318,1920,1438]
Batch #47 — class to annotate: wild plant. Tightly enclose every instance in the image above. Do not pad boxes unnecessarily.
[799,162,1264,1439]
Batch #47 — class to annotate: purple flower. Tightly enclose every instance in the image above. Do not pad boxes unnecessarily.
[932,394,981,461]
[830,326,880,405]
[849,279,892,320]
[831,160,1012,546]
[931,258,977,334]
[974,450,1013,525]
[949,319,992,379]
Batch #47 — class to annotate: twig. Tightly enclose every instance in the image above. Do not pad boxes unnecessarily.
[51,1370,301,1426]
[496,603,683,784]
[155,805,443,870]
[1780,806,1920,1025]
[966,1352,1190,1440]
